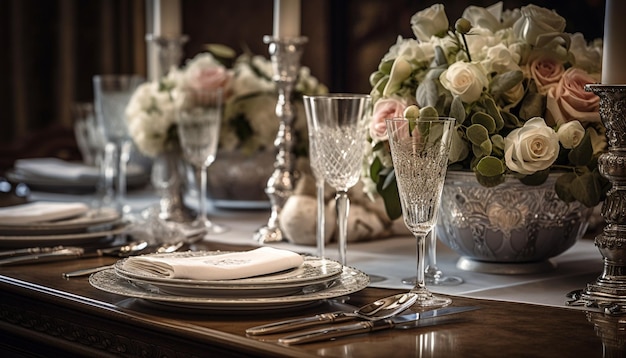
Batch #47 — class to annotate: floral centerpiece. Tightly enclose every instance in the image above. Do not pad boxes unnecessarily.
[125,47,327,159]
[364,2,609,220]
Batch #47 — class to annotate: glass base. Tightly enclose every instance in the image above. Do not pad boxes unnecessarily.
[410,287,452,309]
[402,275,464,286]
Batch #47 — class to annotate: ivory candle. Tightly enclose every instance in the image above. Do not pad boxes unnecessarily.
[602,0,626,84]
[153,0,182,37]
[273,0,301,38]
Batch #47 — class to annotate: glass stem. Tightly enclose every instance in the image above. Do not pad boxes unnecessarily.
[116,140,131,214]
[335,190,349,265]
[316,178,325,259]
[426,230,439,275]
[414,231,427,291]
[198,165,208,225]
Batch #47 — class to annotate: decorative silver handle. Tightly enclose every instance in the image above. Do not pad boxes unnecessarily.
[246,312,353,336]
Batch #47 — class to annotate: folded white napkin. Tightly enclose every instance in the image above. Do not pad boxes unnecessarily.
[15,158,101,181]
[0,201,90,225]
[122,247,305,280]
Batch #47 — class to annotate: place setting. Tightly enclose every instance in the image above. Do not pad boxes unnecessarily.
[88,246,371,311]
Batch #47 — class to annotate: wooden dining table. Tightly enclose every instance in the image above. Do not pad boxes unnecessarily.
[0,237,618,358]
[0,186,622,357]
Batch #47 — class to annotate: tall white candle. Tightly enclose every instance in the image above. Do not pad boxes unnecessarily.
[273,0,301,38]
[153,0,182,37]
[602,0,626,84]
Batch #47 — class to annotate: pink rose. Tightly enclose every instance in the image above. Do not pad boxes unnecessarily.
[529,56,564,94]
[370,97,411,141]
[183,53,232,94]
[546,67,600,126]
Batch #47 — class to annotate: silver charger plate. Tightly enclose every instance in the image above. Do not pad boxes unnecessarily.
[0,207,121,235]
[90,266,369,311]
[113,252,344,288]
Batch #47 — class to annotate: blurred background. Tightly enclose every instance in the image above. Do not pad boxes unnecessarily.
[0,0,605,171]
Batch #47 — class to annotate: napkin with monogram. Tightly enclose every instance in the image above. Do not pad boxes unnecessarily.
[122,247,305,280]
[0,201,90,225]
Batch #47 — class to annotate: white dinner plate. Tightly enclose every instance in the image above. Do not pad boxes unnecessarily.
[0,224,127,248]
[90,266,369,311]
[113,256,343,298]
[0,207,122,235]
[113,252,344,288]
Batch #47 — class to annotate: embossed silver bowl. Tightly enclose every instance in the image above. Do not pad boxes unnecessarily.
[436,171,594,274]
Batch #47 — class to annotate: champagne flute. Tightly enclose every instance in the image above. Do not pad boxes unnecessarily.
[386,117,455,308]
[303,94,371,265]
[93,75,144,215]
[176,87,227,234]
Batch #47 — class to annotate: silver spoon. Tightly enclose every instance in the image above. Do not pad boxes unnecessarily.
[246,292,418,335]
[62,241,184,279]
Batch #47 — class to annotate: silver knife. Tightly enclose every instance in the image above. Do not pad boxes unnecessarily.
[0,247,86,265]
[277,306,479,345]
[246,310,359,336]
[0,246,67,258]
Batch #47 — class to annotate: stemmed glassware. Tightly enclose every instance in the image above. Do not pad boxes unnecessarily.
[303,94,371,265]
[386,117,455,308]
[176,88,227,234]
[93,75,144,215]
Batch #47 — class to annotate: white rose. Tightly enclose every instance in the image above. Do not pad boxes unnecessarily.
[512,4,566,46]
[557,121,585,149]
[439,62,489,103]
[464,27,499,61]
[504,117,560,175]
[569,32,602,74]
[462,4,502,32]
[481,43,521,74]
[410,4,448,42]
[382,37,435,64]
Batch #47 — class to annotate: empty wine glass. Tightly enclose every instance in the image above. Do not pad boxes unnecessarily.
[176,87,227,234]
[402,230,464,286]
[303,94,371,265]
[93,75,144,214]
[386,117,455,309]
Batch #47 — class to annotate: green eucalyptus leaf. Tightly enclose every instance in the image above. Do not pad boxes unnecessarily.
[416,79,438,108]
[554,172,577,203]
[500,111,522,129]
[449,126,470,163]
[449,96,466,123]
[571,172,602,207]
[568,130,593,166]
[419,106,439,119]
[491,134,504,157]
[491,70,524,95]
[475,171,505,187]
[479,139,492,155]
[466,124,490,146]
[372,76,389,96]
[379,59,395,74]
[433,46,447,67]
[519,92,546,120]
[519,169,550,186]
[369,71,385,87]
[471,112,497,133]
[475,156,505,177]
[425,68,446,80]
[369,156,383,182]
[481,97,504,129]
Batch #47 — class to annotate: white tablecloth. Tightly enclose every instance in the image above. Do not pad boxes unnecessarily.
[30,189,604,311]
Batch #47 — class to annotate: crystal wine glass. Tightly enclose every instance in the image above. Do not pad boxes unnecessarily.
[386,117,455,308]
[93,75,144,215]
[176,87,227,234]
[303,94,371,265]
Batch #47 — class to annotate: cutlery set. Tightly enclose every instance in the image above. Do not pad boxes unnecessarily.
[247,304,479,345]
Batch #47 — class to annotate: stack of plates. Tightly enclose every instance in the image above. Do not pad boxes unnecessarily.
[0,203,125,248]
[90,251,370,311]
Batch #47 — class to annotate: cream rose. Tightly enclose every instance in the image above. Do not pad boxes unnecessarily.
[183,53,232,92]
[410,4,448,42]
[529,55,564,94]
[557,121,585,149]
[512,4,566,46]
[462,4,502,32]
[439,62,489,103]
[546,67,600,126]
[504,117,559,175]
[370,97,410,142]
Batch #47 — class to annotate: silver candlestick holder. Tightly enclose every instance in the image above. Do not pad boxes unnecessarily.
[567,84,626,314]
[253,36,308,244]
